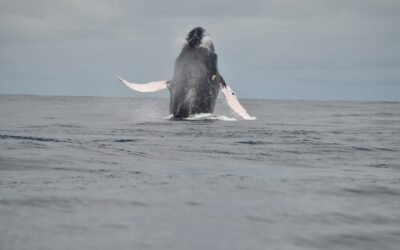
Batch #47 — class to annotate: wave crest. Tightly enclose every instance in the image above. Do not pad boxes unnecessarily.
[185,113,237,121]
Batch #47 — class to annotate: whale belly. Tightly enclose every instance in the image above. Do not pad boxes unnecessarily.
[169,76,219,119]
[169,47,219,119]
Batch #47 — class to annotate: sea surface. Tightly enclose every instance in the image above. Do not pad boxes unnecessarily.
[0,95,399,250]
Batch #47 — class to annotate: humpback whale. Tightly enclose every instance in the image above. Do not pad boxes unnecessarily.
[117,27,255,120]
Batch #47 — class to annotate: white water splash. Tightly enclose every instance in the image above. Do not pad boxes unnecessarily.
[185,113,237,121]
[199,32,213,51]
[176,35,187,48]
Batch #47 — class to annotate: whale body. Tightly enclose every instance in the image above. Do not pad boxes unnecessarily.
[117,27,254,120]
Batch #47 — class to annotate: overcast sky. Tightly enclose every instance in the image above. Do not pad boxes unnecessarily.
[1,0,399,100]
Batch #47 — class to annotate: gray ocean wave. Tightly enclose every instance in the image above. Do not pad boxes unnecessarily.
[1,96,400,250]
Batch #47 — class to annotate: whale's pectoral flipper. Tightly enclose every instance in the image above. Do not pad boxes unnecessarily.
[117,76,169,93]
[220,82,256,120]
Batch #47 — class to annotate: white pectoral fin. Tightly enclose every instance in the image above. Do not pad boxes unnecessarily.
[221,84,256,120]
[117,76,168,92]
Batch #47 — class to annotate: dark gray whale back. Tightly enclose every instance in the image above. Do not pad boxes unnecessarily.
[169,28,221,119]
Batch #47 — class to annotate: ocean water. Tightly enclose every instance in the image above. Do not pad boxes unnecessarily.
[0,95,399,250]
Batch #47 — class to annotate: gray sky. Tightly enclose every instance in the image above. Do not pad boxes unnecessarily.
[1,0,399,100]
